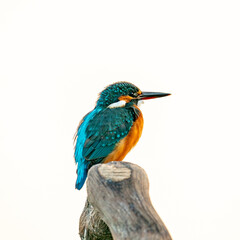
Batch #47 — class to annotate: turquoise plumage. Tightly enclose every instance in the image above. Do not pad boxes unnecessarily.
[74,82,170,190]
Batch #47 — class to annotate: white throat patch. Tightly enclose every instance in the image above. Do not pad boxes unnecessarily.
[137,100,144,107]
[108,100,126,109]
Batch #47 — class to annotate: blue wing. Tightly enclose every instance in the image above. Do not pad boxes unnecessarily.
[83,107,135,163]
[74,106,136,190]
[74,108,101,190]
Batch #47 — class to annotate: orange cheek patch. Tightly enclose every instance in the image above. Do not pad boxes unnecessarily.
[119,95,133,103]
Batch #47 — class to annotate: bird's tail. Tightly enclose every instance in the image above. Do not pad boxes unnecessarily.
[75,163,88,190]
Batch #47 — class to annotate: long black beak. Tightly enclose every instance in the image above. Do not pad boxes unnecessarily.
[138,91,171,100]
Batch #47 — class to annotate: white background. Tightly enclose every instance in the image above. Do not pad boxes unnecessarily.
[0,1,240,239]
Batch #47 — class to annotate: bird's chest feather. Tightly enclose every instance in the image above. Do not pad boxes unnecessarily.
[104,106,144,163]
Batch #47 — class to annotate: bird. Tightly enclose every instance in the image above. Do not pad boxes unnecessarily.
[74,82,170,190]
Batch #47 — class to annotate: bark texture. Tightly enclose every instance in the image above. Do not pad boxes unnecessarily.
[79,161,172,240]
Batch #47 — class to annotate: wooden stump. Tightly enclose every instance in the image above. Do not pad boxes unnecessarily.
[79,161,172,240]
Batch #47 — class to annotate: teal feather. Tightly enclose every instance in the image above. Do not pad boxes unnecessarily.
[74,82,141,190]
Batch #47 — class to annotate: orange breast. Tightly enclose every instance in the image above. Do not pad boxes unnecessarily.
[104,106,144,163]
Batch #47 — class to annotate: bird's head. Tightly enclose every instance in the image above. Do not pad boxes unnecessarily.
[96,82,170,109]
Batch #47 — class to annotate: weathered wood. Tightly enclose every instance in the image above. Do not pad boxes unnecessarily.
[79,161,172,240]
[79,199,113,240]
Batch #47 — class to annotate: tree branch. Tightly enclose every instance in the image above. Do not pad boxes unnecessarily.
[79,161,172,240]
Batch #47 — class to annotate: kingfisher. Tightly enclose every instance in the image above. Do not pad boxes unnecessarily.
[74,82,170,190]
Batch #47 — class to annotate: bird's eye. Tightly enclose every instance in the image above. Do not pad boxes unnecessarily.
[130,92,138,97]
